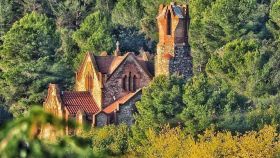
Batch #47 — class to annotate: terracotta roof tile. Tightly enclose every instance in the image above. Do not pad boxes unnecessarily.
[61,91,100,115]
[94,56,125,74]
[103,90,141,114]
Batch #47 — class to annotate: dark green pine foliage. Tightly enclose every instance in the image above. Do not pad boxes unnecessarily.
[190,0,270,73]
[206,39,264,98]
[47,0,95,30]
[180,74,249,134]
[112,0,143,28]
[134,75,185,131]
[0,0,23,39]
[72,11,114,56]
[0,12,71,116]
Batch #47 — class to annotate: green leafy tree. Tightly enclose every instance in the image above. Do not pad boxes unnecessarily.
[130,75,185,152]
[134,75,185,131]
[47,0,95,29]
[267,0,280,40]
[206,39,266,98]
[191,0,269,73]
[83,124,130,155]
[0,12,70,116]
[189,0,215,72]
[0,107,102,157]
[112,26,150,53]
[0,0,23,38]
[95,0,116,14]
[112,0,143,28]
[73,11,114,55]
[180,74,249,133]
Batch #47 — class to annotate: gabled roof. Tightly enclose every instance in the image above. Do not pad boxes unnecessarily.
[94,55,125,74]
[78,52,154,82]
[106,52,153,81]
[76,52,99,81]
[102,90,141,114]
[61,91,100,115]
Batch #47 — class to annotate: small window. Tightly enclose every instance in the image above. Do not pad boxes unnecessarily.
[85,73,93,91]
[133,75,137,91]
[122,75,127,90]
[167,10,172,35]
[128,72,132,91]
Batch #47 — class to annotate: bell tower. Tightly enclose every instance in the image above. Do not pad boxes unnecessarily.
[155,2,192,79]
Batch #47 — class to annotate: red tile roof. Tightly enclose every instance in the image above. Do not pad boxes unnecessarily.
[94,56,125,74]
[103,90,141,114]
[90,52,153,77]
[61,91,100,115]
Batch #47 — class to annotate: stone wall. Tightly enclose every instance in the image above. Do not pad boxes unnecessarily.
[96,113,107,126]
[156,44,192,79]
[117,93,141,125]
[75,55,102,107]
[169,44,192,80]
[155,3,192,80]
[102,55,151,107]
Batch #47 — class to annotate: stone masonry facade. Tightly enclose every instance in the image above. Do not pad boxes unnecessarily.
[42,2,192,137]
[155,2,193,80]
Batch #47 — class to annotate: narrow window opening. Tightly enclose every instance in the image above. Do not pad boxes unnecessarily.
[167,10,172,35]
[133,75,137,91]
[128,72,132,91]
[86,73,93,91]
[122,75,127,91]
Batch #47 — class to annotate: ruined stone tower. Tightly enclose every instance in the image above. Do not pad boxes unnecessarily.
[155,2,192,79]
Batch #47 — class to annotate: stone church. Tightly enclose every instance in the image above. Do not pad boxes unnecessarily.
[42,2,192,135]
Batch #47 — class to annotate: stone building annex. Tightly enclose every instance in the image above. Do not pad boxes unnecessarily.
[42,2,192,134]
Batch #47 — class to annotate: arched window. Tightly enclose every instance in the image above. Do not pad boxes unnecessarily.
[128,72,132,91]
[123,73,137,92]
[85,73,93,91]
[133,75,137,91]
[122,75,127,91]
[167,10,172,35]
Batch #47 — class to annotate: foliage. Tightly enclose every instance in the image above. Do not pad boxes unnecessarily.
[1,0,280,157]
[268,0,280,40]
[134,75,185,131]
[0,0,23,38]
[73,11,114,55]
[112,26,151,53]
[190,0,270,73]
[0,12,72,116]
[206,39,265,97]
[0,107,101,158]
[81,124,130,156]
[132,125,280,158]
[112,0,143,28]
[180,74,249,134]
[47,0,95,30]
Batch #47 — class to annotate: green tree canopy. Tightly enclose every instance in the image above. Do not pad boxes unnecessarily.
[0,0,23,38]
[180,74,249,133]
[0,12,70,116]
[206,39,266,98]
[190,0,269,73]
[73,11,114,55]
[112,0,143,28]
[134,75,185,131]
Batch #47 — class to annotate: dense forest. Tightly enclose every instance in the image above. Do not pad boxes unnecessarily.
[0,0,280,157]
